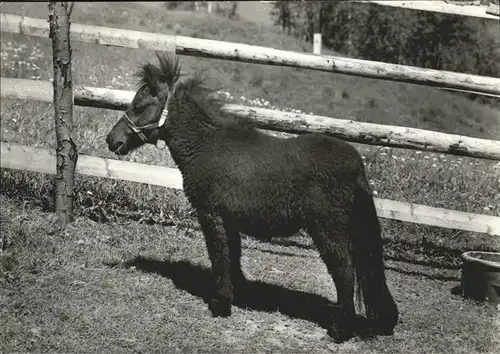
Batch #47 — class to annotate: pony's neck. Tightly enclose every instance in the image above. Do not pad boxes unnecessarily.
[161,109,219,170]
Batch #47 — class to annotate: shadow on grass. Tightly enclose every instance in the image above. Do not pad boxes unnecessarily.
[265,236,480,272]
[122,256,375,338]
[384,265,459,282]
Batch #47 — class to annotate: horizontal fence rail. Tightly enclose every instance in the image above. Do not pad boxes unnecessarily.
[2,77,500,161]
[437,87,500,98]
[2,142,499,236]
[357,1,500,20]
[0,142,183,189]
[1,13,500,97]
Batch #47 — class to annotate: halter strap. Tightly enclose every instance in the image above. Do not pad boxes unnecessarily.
[122,86,172,145]
[122,107,169,144]
[158,108,168,128]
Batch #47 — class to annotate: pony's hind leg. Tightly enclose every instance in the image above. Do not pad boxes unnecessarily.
[309,216,357,343]
[197,209,233,317]
[351,182,399,336]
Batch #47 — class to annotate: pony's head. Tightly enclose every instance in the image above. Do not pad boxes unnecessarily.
[106,53,181,155]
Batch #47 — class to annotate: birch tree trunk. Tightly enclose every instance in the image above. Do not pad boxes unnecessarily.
[49,1,77,228]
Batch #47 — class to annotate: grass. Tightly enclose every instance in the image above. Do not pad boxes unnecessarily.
[1,1,500,352]
[1,195,499,353]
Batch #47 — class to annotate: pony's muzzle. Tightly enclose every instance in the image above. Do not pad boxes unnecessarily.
[109,141,126,155]
[106,133,125,155]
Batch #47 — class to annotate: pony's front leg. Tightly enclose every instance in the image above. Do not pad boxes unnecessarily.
[197,209,233,317]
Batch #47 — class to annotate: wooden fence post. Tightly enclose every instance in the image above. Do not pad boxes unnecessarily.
[313,2,322,55]
[49,1,78,229]
[486,0,500,16]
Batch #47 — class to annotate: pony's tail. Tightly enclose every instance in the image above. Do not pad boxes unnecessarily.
[351,175,398,335]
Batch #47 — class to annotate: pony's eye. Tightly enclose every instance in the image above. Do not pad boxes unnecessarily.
[133,102,146,112]
[134,99,153,112]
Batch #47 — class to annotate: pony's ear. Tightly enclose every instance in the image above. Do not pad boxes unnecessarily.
[172,81,188,101]
[137,63,163,96]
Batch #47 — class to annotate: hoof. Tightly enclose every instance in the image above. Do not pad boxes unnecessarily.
[209,298,232,317]
[451,285,462,295]
[327,325,354,344]
[366,320,395,337]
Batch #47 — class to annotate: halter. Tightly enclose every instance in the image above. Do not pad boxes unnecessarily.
[121,84,173,149]
[122,106,169,146]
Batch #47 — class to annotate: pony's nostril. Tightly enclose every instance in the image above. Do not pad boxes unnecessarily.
[108,141,124,153]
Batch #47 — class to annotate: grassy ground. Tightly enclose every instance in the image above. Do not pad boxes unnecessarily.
[1,195,499,353]
[1,2,500,352]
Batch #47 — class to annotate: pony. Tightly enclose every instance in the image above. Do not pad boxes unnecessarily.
[106,53,398,343]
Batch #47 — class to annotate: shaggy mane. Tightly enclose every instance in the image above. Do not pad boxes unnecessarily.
[136,52,256,130]
[135,52,182,91]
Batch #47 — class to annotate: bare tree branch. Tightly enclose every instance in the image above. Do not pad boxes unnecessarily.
[67,1,74,17]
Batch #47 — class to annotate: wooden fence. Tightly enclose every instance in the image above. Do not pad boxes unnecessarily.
[1,13,500,96]
[2,142,498,236]
[0,11,499,236]
[357,0,500,20]
[2,77,500,161]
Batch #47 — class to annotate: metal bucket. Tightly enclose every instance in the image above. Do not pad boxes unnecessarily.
[460,251,500,304]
